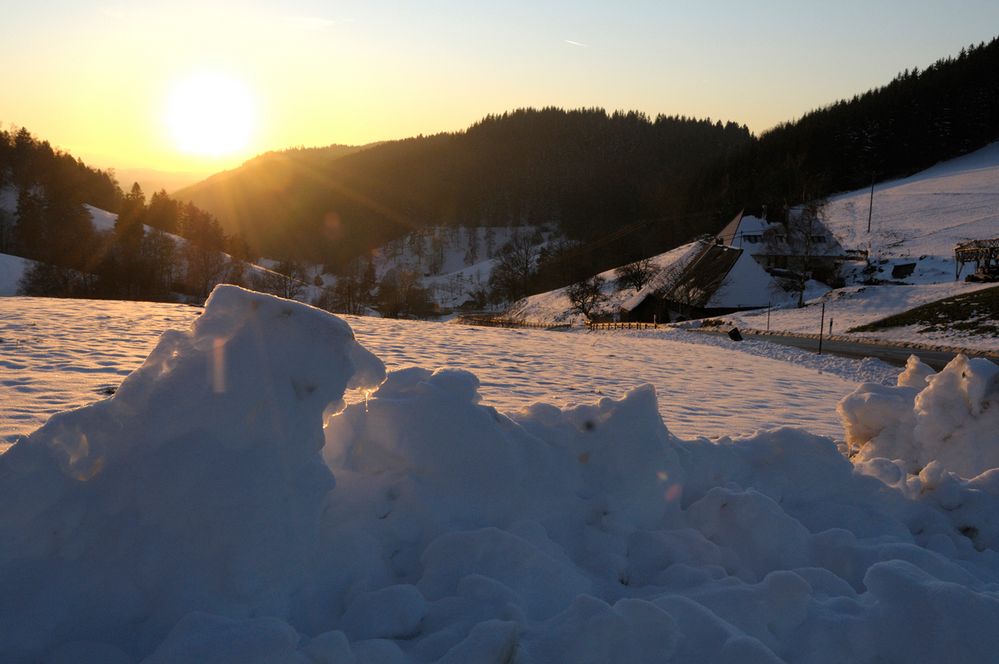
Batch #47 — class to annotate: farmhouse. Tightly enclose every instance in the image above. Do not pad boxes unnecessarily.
[619,239,780,323]
[717,210,845,280]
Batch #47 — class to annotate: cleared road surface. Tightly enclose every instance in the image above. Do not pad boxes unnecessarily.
[698,329,998,371]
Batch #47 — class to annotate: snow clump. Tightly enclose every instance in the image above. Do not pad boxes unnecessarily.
[3,287,999,663]
[840,353,999,477]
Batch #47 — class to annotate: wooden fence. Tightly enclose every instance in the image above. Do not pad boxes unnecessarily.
[457,316,661,332]
[456,316,572,330]
[585,321,660,330]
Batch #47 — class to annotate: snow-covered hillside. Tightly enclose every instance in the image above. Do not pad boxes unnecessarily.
[0,191,313,301]
[824,140,999,284]
[365,226,559,310]
[2,287,999,663]
[501,144,999,352]
[506,239,812,327]
[0,254,33,296]
[714,145,999,351]
[507,242,705,325]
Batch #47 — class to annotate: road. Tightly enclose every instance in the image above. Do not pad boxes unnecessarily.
[696,329,998,371]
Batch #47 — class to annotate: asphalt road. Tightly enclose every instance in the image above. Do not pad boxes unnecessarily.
[697,329,998,371]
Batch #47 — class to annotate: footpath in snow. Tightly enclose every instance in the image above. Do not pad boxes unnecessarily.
[1,286,999,663]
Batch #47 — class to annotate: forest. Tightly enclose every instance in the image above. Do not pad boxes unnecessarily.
[0,127,252,301]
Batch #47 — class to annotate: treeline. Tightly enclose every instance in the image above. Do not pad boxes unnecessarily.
[702,36,999,215]
[0,127,252,301]
[176,109,752,272]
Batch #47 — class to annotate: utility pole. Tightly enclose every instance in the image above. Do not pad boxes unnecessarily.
[818,302,826,355]
[766,301,771,333]
[867,174,875,234]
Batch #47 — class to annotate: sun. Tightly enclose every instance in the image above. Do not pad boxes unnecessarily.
[165,72,256,158]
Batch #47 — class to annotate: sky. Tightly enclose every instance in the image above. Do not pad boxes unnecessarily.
[2,0,999,182]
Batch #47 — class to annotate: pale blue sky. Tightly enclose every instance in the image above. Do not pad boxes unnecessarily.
[3,0,997,172]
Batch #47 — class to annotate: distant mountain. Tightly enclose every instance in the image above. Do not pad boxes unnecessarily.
[174,111,751,270]
[173,143,368,230]
[110,167,207,196]
[174,36,999,284]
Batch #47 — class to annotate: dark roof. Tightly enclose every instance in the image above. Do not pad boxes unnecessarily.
[661,244,743,307]
[716,210,744,247]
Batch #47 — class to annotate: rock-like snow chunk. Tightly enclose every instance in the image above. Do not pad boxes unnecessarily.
[840,354,999,477]
[0,286,384,662]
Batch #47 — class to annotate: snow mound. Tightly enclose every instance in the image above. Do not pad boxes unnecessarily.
[0,286,385,661]
[4,287,999,662]
[840,354,999,477]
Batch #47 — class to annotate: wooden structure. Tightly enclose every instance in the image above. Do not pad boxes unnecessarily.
[955,238,999,281]
[622,243,747,323]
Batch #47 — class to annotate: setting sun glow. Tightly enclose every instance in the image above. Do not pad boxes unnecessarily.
[164,72,256,158]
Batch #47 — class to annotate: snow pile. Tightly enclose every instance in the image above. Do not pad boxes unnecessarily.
[840,354,999,478]
[4,287,999,662]
[0,286,385,662]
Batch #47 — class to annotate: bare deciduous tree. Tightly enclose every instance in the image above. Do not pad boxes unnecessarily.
[614,258,655,291]
[567,275,608,320]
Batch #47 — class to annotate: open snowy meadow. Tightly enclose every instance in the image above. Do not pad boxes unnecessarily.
[2,288,999,663]
[1,296,898,448]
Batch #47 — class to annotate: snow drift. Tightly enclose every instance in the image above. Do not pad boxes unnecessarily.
[3,286,999,663]
[840,354,999,478]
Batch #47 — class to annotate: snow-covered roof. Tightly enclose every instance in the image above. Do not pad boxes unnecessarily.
[718,211,773,249]
[719,209,846,257]
[705,246,777,308]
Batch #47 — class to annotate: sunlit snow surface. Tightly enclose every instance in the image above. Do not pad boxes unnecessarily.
[2,288,999,664]
[1,297,898,446]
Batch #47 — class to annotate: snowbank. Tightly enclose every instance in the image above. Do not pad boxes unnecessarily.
[3,287,999,663]
[840,354,999,477]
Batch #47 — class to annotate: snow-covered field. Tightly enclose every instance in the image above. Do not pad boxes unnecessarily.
[1,296,897,447]
[2,287,999,663]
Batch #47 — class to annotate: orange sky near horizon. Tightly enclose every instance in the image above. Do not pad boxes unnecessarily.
[4,1,999,183]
